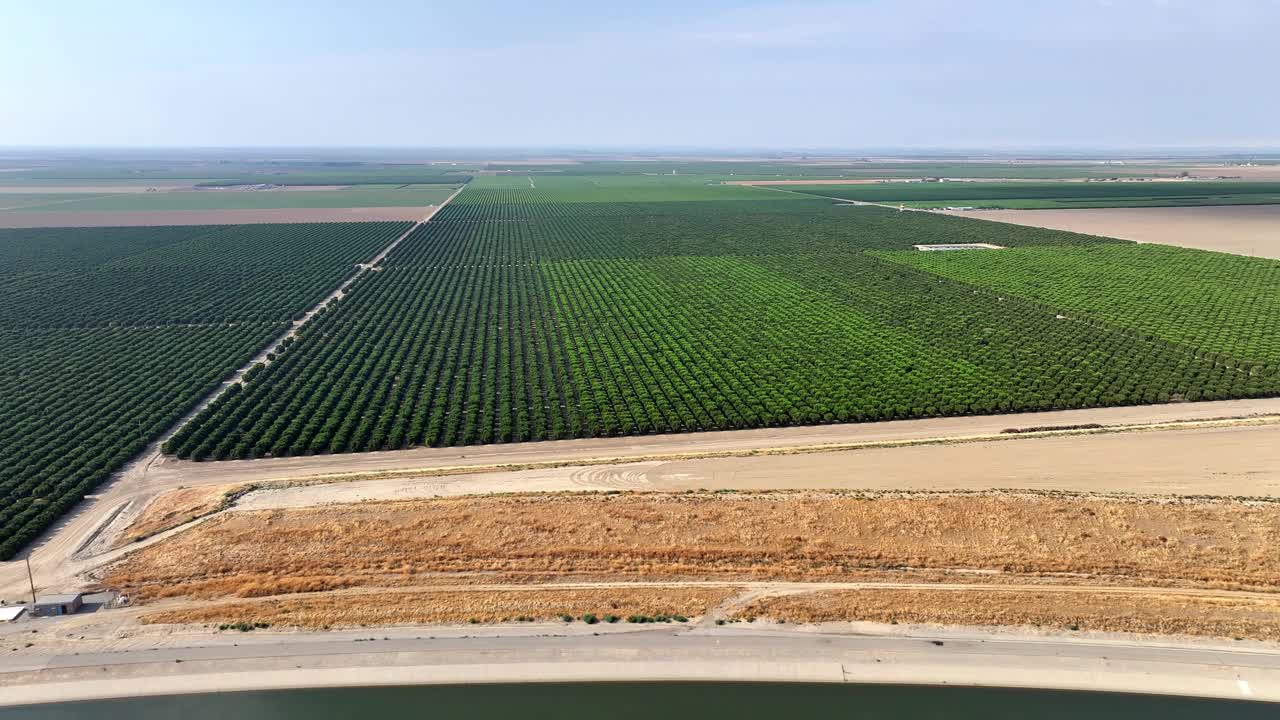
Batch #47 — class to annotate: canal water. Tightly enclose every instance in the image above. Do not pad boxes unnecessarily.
[1,682,1273,719]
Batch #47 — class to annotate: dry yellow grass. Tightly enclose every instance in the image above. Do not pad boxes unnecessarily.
[142,586,735,628]
[117,484,244,545]
[734,588,1280,640]
[104,491,1280,602]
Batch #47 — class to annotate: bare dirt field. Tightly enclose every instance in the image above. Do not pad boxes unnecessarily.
[116,484,240,546]
[1175,165,1280,181]
[0,206,431,227]
[947,205,1280,259]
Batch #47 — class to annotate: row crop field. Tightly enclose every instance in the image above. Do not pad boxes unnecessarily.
[1,223,410,327]
[164,176,1280,460]
[0,222,409,558]
[880,244,1280,365]
[776,181,1280,209]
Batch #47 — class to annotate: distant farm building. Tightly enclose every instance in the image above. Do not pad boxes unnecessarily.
[31,593,83,617]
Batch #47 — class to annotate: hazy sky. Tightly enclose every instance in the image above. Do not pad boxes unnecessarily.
[4,0,1278,149]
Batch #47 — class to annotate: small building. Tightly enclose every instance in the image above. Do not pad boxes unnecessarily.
[31,593,83,618]
[0,606,26,623]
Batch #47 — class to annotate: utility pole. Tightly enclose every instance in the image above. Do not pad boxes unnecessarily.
[25,557,37,606]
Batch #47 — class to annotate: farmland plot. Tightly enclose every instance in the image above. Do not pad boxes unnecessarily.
[776,180,1280,209]
[166,178,1280,460]
[0,222,409,558]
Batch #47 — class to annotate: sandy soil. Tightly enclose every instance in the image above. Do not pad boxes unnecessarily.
[0,206,432,227]
[945,205,1280,259]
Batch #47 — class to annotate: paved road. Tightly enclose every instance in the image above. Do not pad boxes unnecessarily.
[2,626,1278,705]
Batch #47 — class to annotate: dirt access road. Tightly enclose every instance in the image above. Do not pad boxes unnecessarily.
[145,397,1280,491]
[943,205,1280,260]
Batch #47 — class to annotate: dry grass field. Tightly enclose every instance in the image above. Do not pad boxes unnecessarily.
[143,586,735,628]
[104,491,1280,612]
[733,588,1280,639]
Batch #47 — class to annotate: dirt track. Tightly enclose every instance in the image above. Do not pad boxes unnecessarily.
[944,205,1280,259]
[227,423,1280,514]
[0,206,433,227]
[141,397,1280,490]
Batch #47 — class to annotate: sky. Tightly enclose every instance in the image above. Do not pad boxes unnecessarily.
[3,0,1278,150]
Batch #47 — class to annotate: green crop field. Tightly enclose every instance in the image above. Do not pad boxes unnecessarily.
[775,181,1280,208]
[481,161,1160,180]
[1,186,458,213]
[163,176,1280,461]
[879,244,1280,365]
[0,193,102,210]
[194,167,468,187]
[0,221,409,558]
